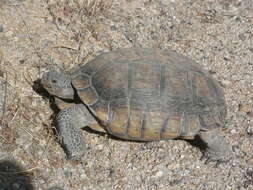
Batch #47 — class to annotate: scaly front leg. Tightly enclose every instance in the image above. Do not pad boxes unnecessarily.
[57,104,96,161]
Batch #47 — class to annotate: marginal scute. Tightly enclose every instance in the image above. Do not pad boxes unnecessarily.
[127,109,142,139]
[89,123,106,133]
[181,114,199,139]
[72,74,90,89]
[142,110,167,140]
[160,116,181,139]
[78,87,98,105]
[107,99,129,135]
[90,100,109,122]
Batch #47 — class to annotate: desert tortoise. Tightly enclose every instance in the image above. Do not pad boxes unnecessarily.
[41,48,232,161]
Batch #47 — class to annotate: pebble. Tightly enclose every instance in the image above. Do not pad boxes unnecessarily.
[0,25,3,33]
[246,126,253,135]
[48,187,64,190]
[12,183,21,190]
[2,0,26,5]
[247,112,253,118]
[221,80,231,87]
[247,158,253,166]
[80,172,88,179]
[154,170,164,178]
[238,103,253,118]
[238,103,252,113]
[97,144,104,150]
[4,31,13,38]
[246,167,253,178]
[238,33,246,41]
[231,129,237,134]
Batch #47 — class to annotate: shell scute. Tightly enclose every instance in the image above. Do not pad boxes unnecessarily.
[78,87,98,105]
[107,99,129,135]
[92,62,129,101]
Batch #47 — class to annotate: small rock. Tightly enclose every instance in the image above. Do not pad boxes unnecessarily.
[221,80,231,87]
[231,129,237,134]
[246,167,253,178]
[247,112,253,118]
[154,170,164,178]
[235,16,241,22]
[238,103,252,113]
[238,33,246,41]
[0,25,3,32]
[2,0,26,5]
[4,31,13,38]
[247,158,253,166]
[208,70,216,74]
[97,144,104,150]
[80,172,88,179]
[12,183,20,190]
[110,25,117,31]
[48,187,64,190]
[246,127,253,135]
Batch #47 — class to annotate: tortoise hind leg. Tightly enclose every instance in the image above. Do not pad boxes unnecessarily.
[198,129,232,162]
[57,104,96,161]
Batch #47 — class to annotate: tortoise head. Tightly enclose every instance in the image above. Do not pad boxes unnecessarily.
[41,70,74,100]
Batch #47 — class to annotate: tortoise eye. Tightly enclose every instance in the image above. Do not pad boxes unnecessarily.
[52,80,57,83]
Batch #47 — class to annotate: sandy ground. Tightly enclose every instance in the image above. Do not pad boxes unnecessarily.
[0,0,252,189]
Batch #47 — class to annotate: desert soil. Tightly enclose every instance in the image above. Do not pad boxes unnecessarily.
[0,0,252,190]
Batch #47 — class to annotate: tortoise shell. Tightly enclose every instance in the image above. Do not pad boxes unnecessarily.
[70,48,226,141]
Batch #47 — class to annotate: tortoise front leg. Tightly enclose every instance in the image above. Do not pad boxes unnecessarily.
[57,104,96,161]
[198,129,233,162]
